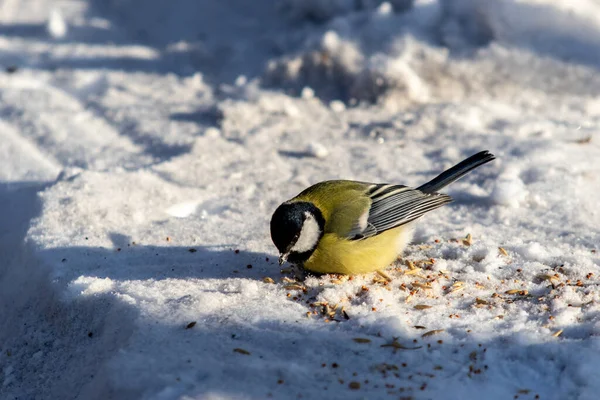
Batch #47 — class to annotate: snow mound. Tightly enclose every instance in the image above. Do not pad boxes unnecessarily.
[265,0,600,109]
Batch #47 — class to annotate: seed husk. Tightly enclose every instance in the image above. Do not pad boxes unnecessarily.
[414,304,432,310]
[552,329,564,337]
[331,275,349,284]
[422,329,445,338]
[462,233,472,246]
[381,338,422,351]
[537,274,560,287]
[404,268,424,277]
[447,281,465,294]
[448,285,465,294]
[284,284,305,291]
[353,338,371,343]
[376,270,393,282]
[412,282,433,290]
[262,277,275,284]
[498,247,508,256]
[233,348,251,355]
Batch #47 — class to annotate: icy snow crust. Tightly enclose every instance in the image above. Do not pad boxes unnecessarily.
[1,0,600,399]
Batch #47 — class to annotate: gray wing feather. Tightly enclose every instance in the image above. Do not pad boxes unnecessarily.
[348,184,452,240]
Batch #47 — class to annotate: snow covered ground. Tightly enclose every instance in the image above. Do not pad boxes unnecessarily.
[1,0,600,399]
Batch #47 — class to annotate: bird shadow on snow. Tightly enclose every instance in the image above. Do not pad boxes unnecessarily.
[43,235,278,283]
[0,182,138,399]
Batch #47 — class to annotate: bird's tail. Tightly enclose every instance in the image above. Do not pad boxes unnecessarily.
[417,150,495,194]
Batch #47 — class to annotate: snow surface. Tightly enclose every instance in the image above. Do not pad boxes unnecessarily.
[1,0,600,399]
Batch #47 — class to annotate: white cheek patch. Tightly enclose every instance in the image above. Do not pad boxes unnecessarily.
[291,212,321,253]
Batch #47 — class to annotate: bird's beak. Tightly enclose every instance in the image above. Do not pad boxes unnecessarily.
[278,253,288,266]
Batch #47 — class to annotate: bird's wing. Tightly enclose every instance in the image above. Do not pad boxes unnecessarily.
[346,184,452,240]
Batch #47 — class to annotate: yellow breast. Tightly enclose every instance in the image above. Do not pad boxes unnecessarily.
[302,225,413,275]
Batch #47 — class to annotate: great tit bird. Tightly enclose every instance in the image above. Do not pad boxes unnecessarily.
[270,150,495,275]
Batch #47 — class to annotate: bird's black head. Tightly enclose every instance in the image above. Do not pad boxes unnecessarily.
[270,201,325,265]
